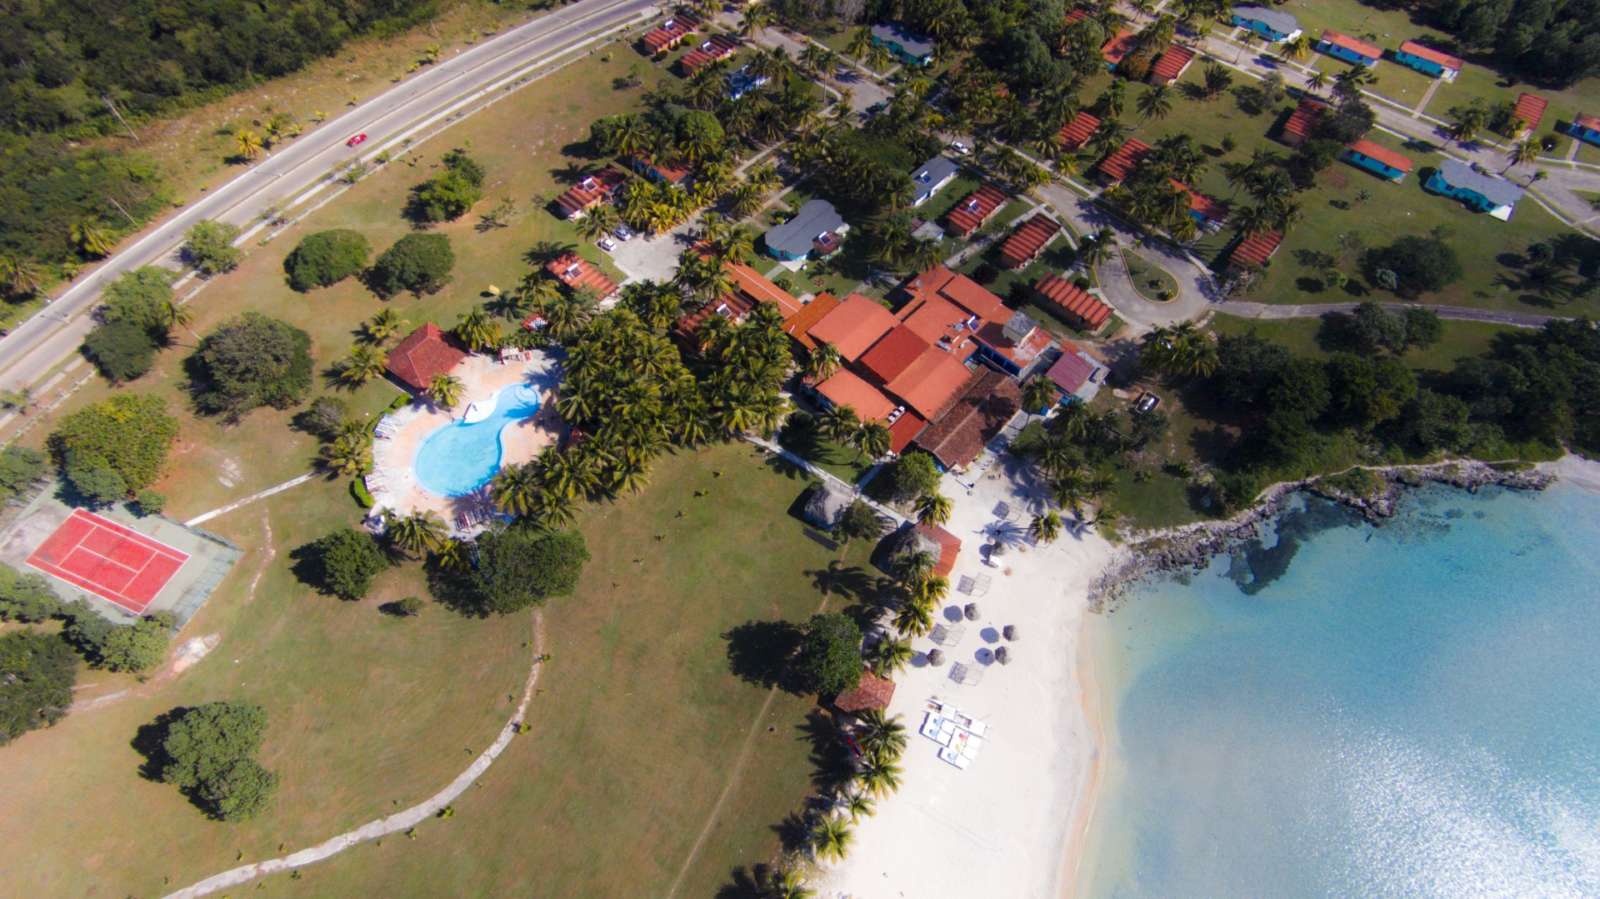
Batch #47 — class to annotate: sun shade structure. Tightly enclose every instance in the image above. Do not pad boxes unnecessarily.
[833,670,897,713]
[800,481,854,530]
[386,323,466,392]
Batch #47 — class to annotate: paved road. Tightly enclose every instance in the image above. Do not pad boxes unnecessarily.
[0,0,659,393]
[1218,300,1559,328]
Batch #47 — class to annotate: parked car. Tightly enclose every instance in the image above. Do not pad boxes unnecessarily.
[597,236,617,252]
[1134,392,1161,414]
[346,132,368,148]
[948,141,971,156]
[613,224,634,241]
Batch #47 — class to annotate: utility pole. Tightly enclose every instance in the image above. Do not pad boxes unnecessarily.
[102,95,140,143]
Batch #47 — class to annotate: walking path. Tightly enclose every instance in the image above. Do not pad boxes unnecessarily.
[744,433,909,526]
[183,472,318,527]
[1217,300,1560,328]
[164,612,547,899]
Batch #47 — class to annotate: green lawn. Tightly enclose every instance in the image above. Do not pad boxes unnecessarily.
[1123,248,1178,300]
[1210,312,1518,372]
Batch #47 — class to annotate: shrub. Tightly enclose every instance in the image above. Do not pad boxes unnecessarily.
[384,596,424,617]
[367,232,454,297]
[1365,235,1463,298]
[792,612,863,696]
[0,563,61,622]
[296,527,389,600]
[182,220,242,276]
[83,319,159,382]
[0,631,77,746]
[469,527,589,614]
[283,229,371,291]
[134,489,166,516]
[51,393,177,497]
[95,611,176,672]
[188,312,313,419]
[0,446,46,504]
[883,451,941,502]
[405,148,485,223]
[99,266,178,336]
[350,478,374,509]
[294,396,351,439]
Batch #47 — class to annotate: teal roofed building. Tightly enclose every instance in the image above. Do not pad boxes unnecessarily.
[1425,159,1524,220]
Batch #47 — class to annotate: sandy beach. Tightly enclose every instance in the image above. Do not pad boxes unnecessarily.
[818,460,1114,899]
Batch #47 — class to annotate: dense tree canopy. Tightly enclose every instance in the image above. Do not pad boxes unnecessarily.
[469,527,590,614]
[188,312,313,419]
[182,221,242,276]
[154,701,277,821]
[0,446,46,506]
[1366,234,1464,298]
[368,233,454,297]
[91,612,177,673]
[82,320,160,383]
[296,527,389,600]
[1431,0,1600,86]
[50,393,178,501]
[283,229,371,291]
[793,612,862,696]
[0,563,61,623]
[0,631,77,745]
[406,148,486,223]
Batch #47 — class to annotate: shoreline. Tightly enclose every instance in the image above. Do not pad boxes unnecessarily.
[1056,610,1106,898]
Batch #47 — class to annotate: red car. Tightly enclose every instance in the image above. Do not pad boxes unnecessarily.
[346,132,368,148]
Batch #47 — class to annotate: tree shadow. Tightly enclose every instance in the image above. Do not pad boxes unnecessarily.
[723,619,802,690]
[131,707,188,782]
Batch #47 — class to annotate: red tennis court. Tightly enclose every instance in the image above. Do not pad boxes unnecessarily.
[25,509,189,614]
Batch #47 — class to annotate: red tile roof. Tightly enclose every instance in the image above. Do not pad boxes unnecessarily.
[999,215,1062,269]
[782,292,842,350]
[1170,179,1227,222]
[913,367,1022,469]
[628,154,693,185]
[673,292,756,342]
[1319,29,1382,60]
[816,369,897,421]
[898,295,972,349]
[727,262,803,318]
[1065,7,1090,24]
[944,184,1009,237]
[1035,275,1112,330]
[887,409,927,454]
[1057,110,1101,150]
[884,348,975,419]
[1512,93,1547,132]
[1577,112,1600,131]
[1149,43,1196,84]
[642,11,699,54]
[833,669,896,713]
[1345,139,1414,173]
[554,167,626,219]
[1399,40,1462,71]
[809,294,898,361]
[678,33,740,74]
[858,325,931,385]
[1101,29,1139,65]
[546,254,618,299]
[1229,230,1284,268]
[902,265,1009,323]
[1281,97,1328,145]
[1046,344,1099,394]
[915,523,962,578]
[386,323,466,392]
[1096,137,1152,183]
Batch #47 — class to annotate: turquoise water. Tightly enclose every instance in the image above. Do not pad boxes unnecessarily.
[412,384,542,497]
[1081,482,1600,898]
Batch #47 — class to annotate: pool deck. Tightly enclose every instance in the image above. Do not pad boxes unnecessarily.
[368,351,563,532]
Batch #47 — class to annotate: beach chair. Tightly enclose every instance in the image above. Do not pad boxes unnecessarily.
[957,574,977,595]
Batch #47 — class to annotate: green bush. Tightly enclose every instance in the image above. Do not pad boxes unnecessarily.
[0,631,77,746]
[0,563,61,622]
[51,393,177,497]
[469,528,590,614]
[181,220,242,276]
[350,478,374,509]
[0,446,47,504]
[283,229,371,291]
[367,232,454,297]
[793,612,863,696]
[154,701,277,821]
[405,148,485,223]
[82,319,159,382]
[188,312,313,419]
[95,611,176,672]
[134,489,166,516]
[296,527,389,599]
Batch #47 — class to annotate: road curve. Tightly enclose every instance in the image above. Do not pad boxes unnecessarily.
[0,0,658,393]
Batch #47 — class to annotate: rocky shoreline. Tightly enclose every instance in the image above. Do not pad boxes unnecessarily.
[1087,460,1554,611]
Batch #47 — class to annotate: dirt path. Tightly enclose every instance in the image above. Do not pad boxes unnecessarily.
[162,611,547,899]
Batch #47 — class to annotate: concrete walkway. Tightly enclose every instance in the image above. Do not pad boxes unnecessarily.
[1217,300,1560,328]
[183,472,318,527]
[164,612,547,898]
[744,433,909,527]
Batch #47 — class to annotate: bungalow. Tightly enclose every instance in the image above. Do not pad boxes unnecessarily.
[1226,230,1283,269]
[870,23,935,66]
[726,262,804,318]
[1394,41,1462,81]
[1509,93,1547,136]
[1278,97,1328,147]
[1425,158,1524,220]
[1057,110,1101,151]
[944,184,1009,237]
[1568,113,1600,147]
[553,167,626,219]
[859,324,932,386]
[1316,30,1381,67]
[764,199,846,261]
[1101,29,1140,68]
[1095,137,1152,185]
[909,155,961,207]
[1342,139,1413,182]
[833,670,897,715]
[628,154,692,186]
[385,323,466,393]
[1044,342,1107,403]
[1231,5,1301,42]
[546,253,618,300]
[673,291,755,344]
[1171,180,1227,228]
[912,367,1022,471]
[1148,43,1197,85]
[1034,275,1113,332]
[678,34,740,76]
[641,12,698,56]
[998,215,1062,269]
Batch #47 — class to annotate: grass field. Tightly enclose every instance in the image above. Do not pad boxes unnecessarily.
[1209,312,1519,372]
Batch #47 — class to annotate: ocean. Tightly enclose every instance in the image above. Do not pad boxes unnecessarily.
[1079,481,1600,898]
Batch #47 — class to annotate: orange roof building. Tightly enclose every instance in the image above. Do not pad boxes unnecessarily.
[1171,179,1227,224]
[998,215,1062,269]
[678,34,740,75]
[1101,29,1139,66]
[915,523,962,577]
[1511,92,1547,135]
[782,292,842,351]
[554,168,627,219]
[1149,43,1196,85]
[1279,97,1328,147]
[944,184,1009,237]
[902,265,1009,323]
[1095,137,1152,184]
[973,314,1057,376]
[386,323,467,393]
[727,262,803,318]
[913,367,1022,470]
[1316,30,1382,65]
[1396,40,1463,79]
[858,324,932,385]
[546,253,618,300]
[642,11,699,54]
[833,669,897,713]
[1057,110,1101,150]
[816,369,897,421]
[807,293,898,361]
[887,410,927,454]
[1034,275,1113,331]
[884,348,975,419]
[1228,230,1284,268]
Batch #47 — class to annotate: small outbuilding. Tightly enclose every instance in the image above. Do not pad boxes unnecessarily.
[833,669,897,714]
[1394,40,1462,81]
[800,480,854,530]
[1342,139,1414,182]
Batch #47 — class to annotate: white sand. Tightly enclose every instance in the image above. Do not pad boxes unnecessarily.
[819,460,1114,898]
[1543,453,1600,493]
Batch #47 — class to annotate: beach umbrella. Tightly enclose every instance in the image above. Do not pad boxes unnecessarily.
[963,603,979,621]
[995,646,1011,665]
[1003,624,1017,641]
[927,649,945,666]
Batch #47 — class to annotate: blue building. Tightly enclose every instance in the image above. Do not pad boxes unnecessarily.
[1425,159,1524,220]
[1342,140,1413,183]
[763,199,846,261]
[1567,113,1600,147]
[1394,40,1461,81]
[870,23,935,65]
[725,66,768,101]
[1230,5,1301,42]
[1315,30,1381,66]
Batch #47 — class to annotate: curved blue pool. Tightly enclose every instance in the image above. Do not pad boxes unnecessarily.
[413,384,542,497]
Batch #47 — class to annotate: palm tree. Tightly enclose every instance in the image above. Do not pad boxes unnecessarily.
[857,753,903,798]
[846,27,873,61]
[1136,85,1173,121]
[867,637,913,676]
[492,461,542,517]
[1201,63,1233,100]
[319,431,372,476]
[1022,376,1058,415]
[0,255,43,298]
[433,536,471,573]
[336,344,388,387]
[810,815,853,863]
[915,492,952,527]
[1307,69,1329,95]
[427,373,464,409]
[362,308,408,344]
[820,404,860,445]
[1076,227,1115,271]
[71,220,114,258]
[866,42,893,72]
[1503,138,1540,174]
[907,574,948,610]
[1029,510,1064,544]
[842,791,876,824]
[1283,33,1314,62]
[893,598,933,637]
[388,510,446,557]
[805,343,842,383]
[765,866,815,899]
[235,129,264,161]
[853,421,891,461]
[855,710,908,759]
[739,4,774,39]
[576,204,620,243]
[454,306,501,352]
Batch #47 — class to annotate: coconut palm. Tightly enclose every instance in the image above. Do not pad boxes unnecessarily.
[867,636,913,676]
[846,26,873,61]
[0,255,43,298]
[492,461,542,516]
[319,430,372,476]
[907,574,949,610]
[1029,510,1064,544]
[71,220,114,258]
[235,129,264,161]
[893,596,934,636]
[855,710,908,759]
[1076,227,1115,271]
[739,4,774,38]
[805,342,842,383]
[853,421,891,461]
[1022,376,1058,414]
[1283,33,1314,62]
[1307,69,1329,95]
[433,536,471,573]
[336,344,388,387]
[914,492,952,527]
[427,373,465,409]
[857,753,903,798]
[1201,63,1233,99]
[842,791,876,824]
[810,814,853,863]
[765,866,815,899]
[388,510,446,557]
[1136,85,1173,121]
[454,306,501,352]
[576,204,620,243]
[820,404,860,444]
[1503,138,1540,173]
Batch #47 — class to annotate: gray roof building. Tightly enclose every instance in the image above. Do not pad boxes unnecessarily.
[910,156,961,205]
[1233,5,1300,35]
[764,199,845,259]
[1435,158,1525,208]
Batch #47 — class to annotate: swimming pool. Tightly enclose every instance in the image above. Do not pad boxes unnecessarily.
[412,384,542,497]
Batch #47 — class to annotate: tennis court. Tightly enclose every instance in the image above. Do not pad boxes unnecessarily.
[25,509,190,615]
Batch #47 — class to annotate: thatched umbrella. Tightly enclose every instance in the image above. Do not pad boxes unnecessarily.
[1002,624,1017,641]
[963,603,979,621]
[995,646,1011,665]
[927,648,946,667]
